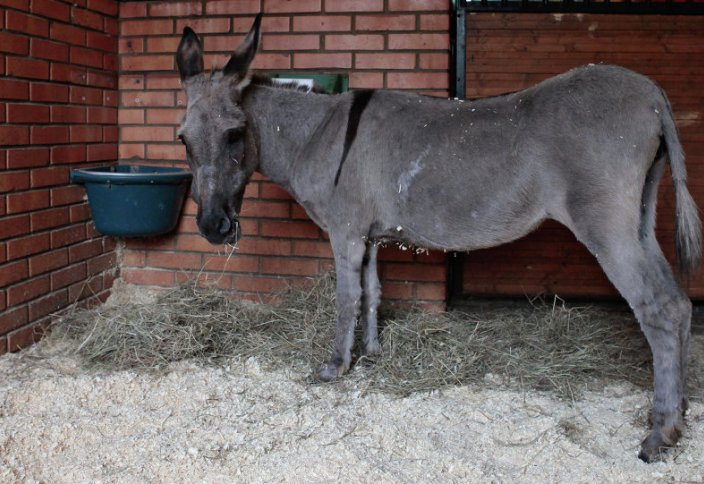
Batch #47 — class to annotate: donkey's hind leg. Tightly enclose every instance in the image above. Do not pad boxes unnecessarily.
[361,243,382,356]
[577,227,690,462]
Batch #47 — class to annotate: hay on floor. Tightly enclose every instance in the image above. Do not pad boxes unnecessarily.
[49,272,702,399]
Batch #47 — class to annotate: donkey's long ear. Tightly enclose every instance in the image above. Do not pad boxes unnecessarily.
[223,13,262,80]
[177,27,203,81]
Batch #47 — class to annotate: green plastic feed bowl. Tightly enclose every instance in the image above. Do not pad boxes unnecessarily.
[70,165,192,237]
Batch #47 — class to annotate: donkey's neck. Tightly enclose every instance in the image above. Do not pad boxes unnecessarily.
[242,84,337,194]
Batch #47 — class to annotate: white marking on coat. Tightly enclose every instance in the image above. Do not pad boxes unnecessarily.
[397,146,429,199]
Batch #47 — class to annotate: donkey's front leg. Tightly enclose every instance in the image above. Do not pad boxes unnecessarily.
[318,236,366,381]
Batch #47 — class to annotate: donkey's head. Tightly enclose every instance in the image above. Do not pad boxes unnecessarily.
[176,14,262,244]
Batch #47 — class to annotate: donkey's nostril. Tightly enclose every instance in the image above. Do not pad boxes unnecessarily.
[217,216,231,235]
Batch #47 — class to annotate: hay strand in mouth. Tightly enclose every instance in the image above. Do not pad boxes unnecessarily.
[49,272,703,399]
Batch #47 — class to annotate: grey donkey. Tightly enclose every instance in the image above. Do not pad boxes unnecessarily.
[175,14,701,462]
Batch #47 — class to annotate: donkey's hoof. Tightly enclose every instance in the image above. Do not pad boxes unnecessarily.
[317,361,348,382]
[638,426,681,463]
[364,340,383,357]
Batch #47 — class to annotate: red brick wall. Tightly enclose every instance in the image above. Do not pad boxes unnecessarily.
[117,0,452,307]
[0,0,119,353]
[462,13,704,299]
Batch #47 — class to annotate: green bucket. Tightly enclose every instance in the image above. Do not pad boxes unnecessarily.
[70,165,192,237]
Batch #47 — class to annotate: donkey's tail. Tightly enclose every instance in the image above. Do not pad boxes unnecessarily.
[660,90,702,273]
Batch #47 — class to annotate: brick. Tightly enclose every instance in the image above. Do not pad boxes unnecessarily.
[264,0,320,13]
[119,37,143,54]
[7,104,49,123]
[420,13,450,31]
[103,52,118,71]
[87,252,116,276]
[68,273,104,302]
[145,108,182,125]
[119,2,146,18]
[50,22,86,46]
[145,36,181,53]
[0,260,28,287]
[380,281,413,300]
[388,33,449,50]
[31,0,70,22]
[6,189,50,214]
[419,52,449,70]
[119,143,144,160]
[121,126,174,142]
[121,250,145,267]
[71,7,103,31]
[234,238,292,256]
[51,105,86,124]
[384,262,446,282]
[70,125,102,143]
[51,63,88,84]
[6,10,49,37]
[31,126,69,145]
[0,214,30,240]
[7,147,48,168]
[88,0,118,16]
[355,14,416,31]
[146,143,185,161]
[70,46,104,68]
[103,126,117,143]
[388,0,449,11]
[31,206,70,231]
[259,183,292,200]
[0,125,29,147]
[7,275,50,307]
[70,86,103,105]
[202,254,259,273]
[30,167,69,188]
[121,55,174,72]
[261,257,318,276]
[238,16,290,33]
[29,248,68,276]
[0,307,28,335]
[28,290,68,321]
[103,90,118,107]
[292,240,333,258]
[233,275,290,293]
[121,268,174,286]
[149,1,202,17]
[325,34,384,51]
[293,15,350,32]
[30,38,69,62]
[0,79,29,99]
[68,239,102,263]
[175,17,230,34]
[87,106,117,124]
[147,251,202,270]
[121,90,174,107]
[386,72,448,90]
[6,57,49,80]
[122,19,173,36]
[118,108,144,124]
[0,0,28,9]
[205,0,260,15]
[415,282,446,301]
[294,52,351,69]
[30,83,69,103]
[262,34,320,51]
[6,232,50,260]
[51,145,86,164]
[0,170,29,193]
[87,71,116,89]
[144,74,180,90]
[51,262,87,289]
[0,31,30,55]
[51,224,85,248]
[324,0,383,12]
[356,53,416,70]
[50,185,85,206]
[69,203,91,223]
[86,143,117,161]
[260,221,319,239]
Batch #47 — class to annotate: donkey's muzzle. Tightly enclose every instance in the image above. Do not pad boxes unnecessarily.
[198,208,242,245]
